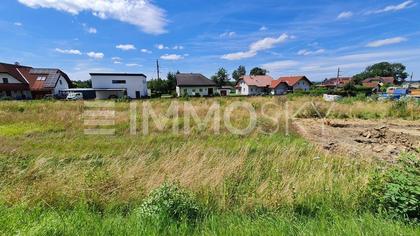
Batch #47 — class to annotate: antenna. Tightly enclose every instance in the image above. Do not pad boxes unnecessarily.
[156,59,160,80]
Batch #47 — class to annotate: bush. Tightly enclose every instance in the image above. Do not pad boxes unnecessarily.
[367,154,419,221]
[137,182,203,222]
[0,96,12,101]
[388,100,409,118]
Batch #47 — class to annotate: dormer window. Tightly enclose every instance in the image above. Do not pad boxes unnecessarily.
[2,78,8,84]
[37,76,46,81]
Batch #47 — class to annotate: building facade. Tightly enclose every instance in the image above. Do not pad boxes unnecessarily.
[90,73,148,99]
[175,73,217,97]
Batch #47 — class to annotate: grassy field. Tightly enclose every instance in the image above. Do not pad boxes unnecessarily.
[0,96,419,235]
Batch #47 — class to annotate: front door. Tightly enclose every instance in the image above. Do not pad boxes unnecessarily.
[135,91,141,99]
[208,88,214,96]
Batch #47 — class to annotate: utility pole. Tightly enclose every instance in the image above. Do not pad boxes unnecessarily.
[156,59,160,80]
[335,67,341,89]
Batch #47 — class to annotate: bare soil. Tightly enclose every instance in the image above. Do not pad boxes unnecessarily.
[293,119,420,160]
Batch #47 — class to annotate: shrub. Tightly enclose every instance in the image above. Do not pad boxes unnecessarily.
[388,100,409,118]
[367,154,419,221]
[137,182,203,222]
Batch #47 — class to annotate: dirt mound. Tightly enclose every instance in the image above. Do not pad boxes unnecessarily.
[356,126,418,155]
[294,119,420,160]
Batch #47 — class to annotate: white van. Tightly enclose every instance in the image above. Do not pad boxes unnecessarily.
[66,92,83,100]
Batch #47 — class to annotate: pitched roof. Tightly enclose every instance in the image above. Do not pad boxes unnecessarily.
[363,77,396,84]
[0,62,31,84]
[176,73,216,86]
[270,80,288,89]
[0,62,72,91]
[239,75,273,87]
[363,82,380,88]
[322,77,352,87]
[278,76,312,86]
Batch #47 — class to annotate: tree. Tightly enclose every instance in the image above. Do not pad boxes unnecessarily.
[232,65,246,82]
[167,72,177,91]
[353,62,408,84]
[72,80,92,88]
[250,67,268,76]
[211,68,229,87]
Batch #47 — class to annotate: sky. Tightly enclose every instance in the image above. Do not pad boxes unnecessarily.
[0,0,419,81]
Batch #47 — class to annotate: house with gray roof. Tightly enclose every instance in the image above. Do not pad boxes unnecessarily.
[175,73,217,97]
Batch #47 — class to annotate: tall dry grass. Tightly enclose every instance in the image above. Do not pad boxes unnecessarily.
[0,97,416,211]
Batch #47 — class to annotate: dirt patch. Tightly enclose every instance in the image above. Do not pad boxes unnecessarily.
[294,119,420,160]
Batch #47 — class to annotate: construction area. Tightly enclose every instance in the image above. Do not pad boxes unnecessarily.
[294,119,420,160]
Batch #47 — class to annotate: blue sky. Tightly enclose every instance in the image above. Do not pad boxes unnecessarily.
[1,0,419,81]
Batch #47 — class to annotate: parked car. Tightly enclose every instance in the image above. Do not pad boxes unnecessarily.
[66,92,83,100]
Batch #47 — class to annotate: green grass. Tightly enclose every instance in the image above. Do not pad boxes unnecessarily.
[1,205,419,236]
[0,97,418,234]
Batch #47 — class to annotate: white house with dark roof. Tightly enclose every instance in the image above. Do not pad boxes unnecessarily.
[175,73,217,97]
[90,73,148,99]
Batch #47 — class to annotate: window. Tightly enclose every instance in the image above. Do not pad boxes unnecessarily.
[59,80,62,85]
[199,88,203,92]
[183,89,187,94]
[2,78,8,84]
[112,80,126,84]
[36,76,46,81]
[6,91,11,97]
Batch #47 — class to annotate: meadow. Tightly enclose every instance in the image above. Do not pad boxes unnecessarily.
[0,96,419,235]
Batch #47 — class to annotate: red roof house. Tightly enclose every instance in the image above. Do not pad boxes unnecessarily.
[278,76,312,92]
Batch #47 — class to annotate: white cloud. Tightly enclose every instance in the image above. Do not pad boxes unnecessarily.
[111,57,122,64]
[14,22,23,26]
[141,49,152,53]
[220,31,236,38]
[259,26,268,31]
[18,0,167,34]
[337,11,353,19]
[116,44,136,51]
[160,54,184,60]
[87,27,97,34]
[366,37,407,47]
[297,49,325,56]
[172,45,184,50]
[367,0,415,14]
[221,33,289,60]
[87,51,104,59]
[55,48,82,55]
[126,63,142,67]
[156,44,169,50]
[261,60,299,72]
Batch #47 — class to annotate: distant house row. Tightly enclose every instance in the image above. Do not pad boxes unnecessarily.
[175,73,312,97]
[0,62,71,99]
[236,75,312,96]
[320,76,398,89]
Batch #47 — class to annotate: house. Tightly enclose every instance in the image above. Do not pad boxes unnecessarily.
[236,75,273,95]
[0,63,32,99]
[362,77,396,86]
[25,68,72,98]
[269,80,289,95]
[0,62,72,99]
[90,73,148,99]
[175,73,217,97]
[278,76,312,92]
[320,77,352,88]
